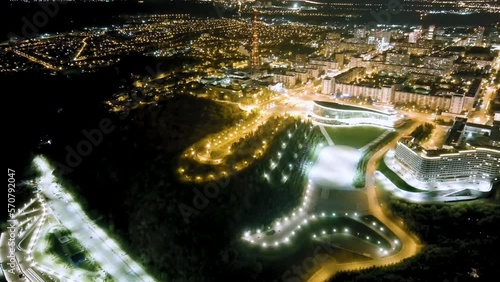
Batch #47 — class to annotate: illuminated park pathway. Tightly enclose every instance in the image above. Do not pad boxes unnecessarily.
[240,121,423,282]
[307,122,423,282]
[173,84,424,280]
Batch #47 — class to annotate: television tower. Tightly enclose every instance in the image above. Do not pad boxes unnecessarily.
[250,8,260,76]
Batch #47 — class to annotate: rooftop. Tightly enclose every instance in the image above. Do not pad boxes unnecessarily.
[314,101,394,116]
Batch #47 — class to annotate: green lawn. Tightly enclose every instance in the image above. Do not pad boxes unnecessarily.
[377,158,423,193]
[45,229,100,273]
[325,126,387,149]
[46,232,67,259]
[65,239,83,255]
[78,258,100,272]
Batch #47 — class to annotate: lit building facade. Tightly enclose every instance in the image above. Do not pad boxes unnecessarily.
[394,141,500,183]
[427,25,435,40]
[273,73,296,87]
[310,101,404,128]
[322,77,333,95]
[333,83,395,105]
[408,31,421,43]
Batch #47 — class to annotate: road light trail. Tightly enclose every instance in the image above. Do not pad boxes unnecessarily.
[73,37,89,61]
[11,49,58,70]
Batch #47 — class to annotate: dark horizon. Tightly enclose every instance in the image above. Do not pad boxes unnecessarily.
[4,0,499,42]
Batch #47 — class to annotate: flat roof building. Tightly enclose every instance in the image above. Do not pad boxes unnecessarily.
[395,122,500,185]
[394,140,499,184]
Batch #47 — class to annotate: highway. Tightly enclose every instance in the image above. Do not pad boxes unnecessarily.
[468,82,498,125]
[33,156,156,282]
[11,49,59,70]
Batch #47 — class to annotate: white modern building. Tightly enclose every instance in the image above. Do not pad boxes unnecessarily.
[309,101,404,128]
[394,140,500,184]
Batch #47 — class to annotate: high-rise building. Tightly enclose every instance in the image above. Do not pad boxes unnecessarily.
[296,54,308,67]
[326,32,341,41]
[394,123,500,184]
[465,27,486,47]
[394,140,499,184]
[476,26,485,46]
[321,78,333,95]
[408,31,419,43]
[450,94,465,114]
[409,27,423,43]
[427,25,435,40]
[335,53,345,69]
[368,31,391,51]
[324,32,341,56]
[422,56,454,70]
[354,26,367,39]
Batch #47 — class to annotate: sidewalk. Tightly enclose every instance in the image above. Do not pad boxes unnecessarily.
[319,125,335,146]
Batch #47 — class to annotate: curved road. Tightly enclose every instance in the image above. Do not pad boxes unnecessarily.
[308,121,423,282]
